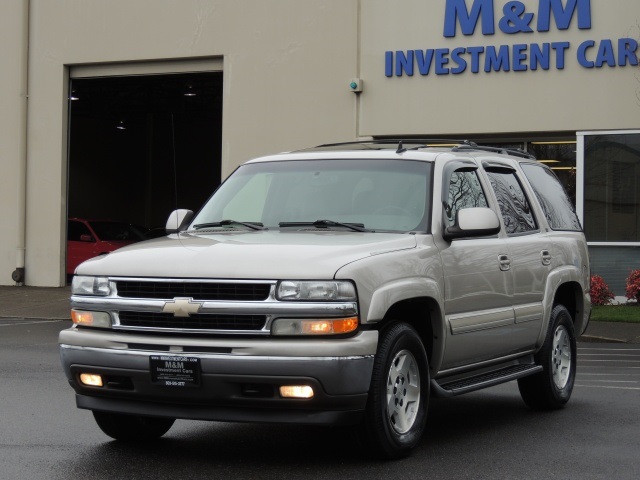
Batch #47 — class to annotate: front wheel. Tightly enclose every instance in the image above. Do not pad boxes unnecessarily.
[518,304,577,410]
[93,411,175,441]
[359,323,429,459]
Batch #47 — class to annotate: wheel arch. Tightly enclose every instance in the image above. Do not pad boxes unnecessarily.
[374,296,445,374]
[541,266,590,343]
[554,279,590,330]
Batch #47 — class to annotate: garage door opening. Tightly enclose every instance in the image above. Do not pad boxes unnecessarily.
[67,71,222,278]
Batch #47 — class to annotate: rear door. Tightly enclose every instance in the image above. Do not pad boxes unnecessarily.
[481,161,550,350]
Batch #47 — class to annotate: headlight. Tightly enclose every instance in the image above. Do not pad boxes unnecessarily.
[71,276,111,296]
[276,281,356,301]
[271,317,359,336]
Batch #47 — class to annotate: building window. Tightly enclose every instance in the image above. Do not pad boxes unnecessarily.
[583,133,640,242]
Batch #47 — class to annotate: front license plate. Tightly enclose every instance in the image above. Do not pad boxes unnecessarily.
[150,355,201,388]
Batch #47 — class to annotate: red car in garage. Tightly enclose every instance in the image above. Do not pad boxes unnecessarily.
[67,218,147,275]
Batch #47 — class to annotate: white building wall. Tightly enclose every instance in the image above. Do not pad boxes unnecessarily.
[15,0,359,286]
[0,1,29,286]
[1,0,638,286]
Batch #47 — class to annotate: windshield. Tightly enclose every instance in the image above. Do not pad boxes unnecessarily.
[191,159,432,232]
[89,222,147,242]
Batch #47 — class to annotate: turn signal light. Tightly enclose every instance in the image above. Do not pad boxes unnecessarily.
[71,310,112,328]
[272,316,359,336]
[301,317,359,335]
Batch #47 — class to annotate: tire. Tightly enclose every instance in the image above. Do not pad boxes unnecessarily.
[92,411,175,441]
[359,323,429,459]
[518,304,577,410]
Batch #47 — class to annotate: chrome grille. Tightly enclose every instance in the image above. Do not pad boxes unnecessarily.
[115,280,271,301]
[118,312,267,331]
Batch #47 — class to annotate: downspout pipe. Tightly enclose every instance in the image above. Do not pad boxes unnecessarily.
[12,0,30,284]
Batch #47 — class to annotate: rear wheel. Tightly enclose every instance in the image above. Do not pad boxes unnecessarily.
[359,323,429,459]
[518,304,576,410]
[92,411,175,441]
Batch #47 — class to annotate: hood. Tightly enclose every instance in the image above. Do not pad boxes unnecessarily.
[76,230,417,279]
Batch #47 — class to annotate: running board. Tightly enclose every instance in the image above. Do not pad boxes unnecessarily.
[432,364,543,398]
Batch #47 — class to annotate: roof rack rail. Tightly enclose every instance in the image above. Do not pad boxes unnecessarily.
[310,139,536,160]
[451,144,536,160]
[316,138,472,149]
[314,138,476,154]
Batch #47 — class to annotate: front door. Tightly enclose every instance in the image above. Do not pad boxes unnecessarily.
[438,167,515,370]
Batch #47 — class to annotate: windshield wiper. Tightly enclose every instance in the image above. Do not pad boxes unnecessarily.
[193,220,265,231]
[279,220,371,232]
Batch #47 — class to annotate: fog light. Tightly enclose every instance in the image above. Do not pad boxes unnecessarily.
[279,385,314,399]
[79,373,104,387]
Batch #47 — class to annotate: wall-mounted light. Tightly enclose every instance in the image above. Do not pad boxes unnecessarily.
[116,120,126,130]
[349,78,363,93]
[69,90,79,101]
[183,85,197,97]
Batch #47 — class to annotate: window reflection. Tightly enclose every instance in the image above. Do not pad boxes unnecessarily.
[486,171,537,235]
[528,142,577,206]
[480,141,577,206]
[446,170,488,226]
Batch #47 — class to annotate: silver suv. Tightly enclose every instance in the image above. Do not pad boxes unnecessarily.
[59,140,591,458]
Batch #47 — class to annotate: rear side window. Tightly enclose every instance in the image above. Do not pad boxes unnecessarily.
[520,163,582,231]
[485,170,537,235]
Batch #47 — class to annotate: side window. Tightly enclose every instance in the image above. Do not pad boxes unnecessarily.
[520,163,582,231]
[485,170,537,235]
[446,170,488,227]
[67,221,92,241]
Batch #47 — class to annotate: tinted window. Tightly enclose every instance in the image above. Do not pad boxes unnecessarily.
[446,170,488,227]
[582,133,640,240]
[67,221,92,241]
[486,171,537,235]
[89,222,146,241]
[521,163,581,231]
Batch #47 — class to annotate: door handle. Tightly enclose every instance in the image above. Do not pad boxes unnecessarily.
[498,254,511,271]
[541,250,552,266]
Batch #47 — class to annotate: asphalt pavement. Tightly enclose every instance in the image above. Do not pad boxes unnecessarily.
[1,284,639,343]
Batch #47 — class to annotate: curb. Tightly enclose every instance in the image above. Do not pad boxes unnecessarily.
[578,335,628,344]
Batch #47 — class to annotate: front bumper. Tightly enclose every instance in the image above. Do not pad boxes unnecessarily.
[59,328,377,425]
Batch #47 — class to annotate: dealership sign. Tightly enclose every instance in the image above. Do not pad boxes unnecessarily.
[385,0,639,76]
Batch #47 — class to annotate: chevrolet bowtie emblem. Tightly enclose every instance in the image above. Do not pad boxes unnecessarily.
[162,297,203,317]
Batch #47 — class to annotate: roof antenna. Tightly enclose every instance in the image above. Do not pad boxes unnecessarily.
[171,113,179,223]
[396,141,407,154]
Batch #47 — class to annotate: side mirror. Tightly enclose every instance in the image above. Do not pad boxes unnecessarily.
[443,207,501,241]
[166,209,194,234]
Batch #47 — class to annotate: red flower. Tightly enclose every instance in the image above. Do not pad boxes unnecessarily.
[625,270,640,303]
[590,275,615,306]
